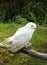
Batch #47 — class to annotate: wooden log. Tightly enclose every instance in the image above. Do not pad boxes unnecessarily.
[23,43,47,59]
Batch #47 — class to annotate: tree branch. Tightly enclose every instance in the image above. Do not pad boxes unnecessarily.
[23,44,47,59]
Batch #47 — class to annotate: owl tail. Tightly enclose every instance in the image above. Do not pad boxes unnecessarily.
[0,37,12,48]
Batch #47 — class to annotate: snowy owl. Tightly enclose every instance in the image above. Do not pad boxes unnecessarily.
[0,22,36,53]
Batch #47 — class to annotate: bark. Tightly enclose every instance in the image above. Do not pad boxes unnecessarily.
[23,43,47,59]
[23,48,47,59]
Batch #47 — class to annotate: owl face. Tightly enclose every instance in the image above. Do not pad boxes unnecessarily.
[25,22,36,30]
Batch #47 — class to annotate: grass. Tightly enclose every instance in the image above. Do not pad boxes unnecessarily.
[0,23,47,65]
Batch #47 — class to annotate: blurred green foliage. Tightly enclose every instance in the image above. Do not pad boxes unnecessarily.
[0,0,47,25]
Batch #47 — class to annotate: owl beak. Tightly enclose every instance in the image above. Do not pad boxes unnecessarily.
[34,27,36,29]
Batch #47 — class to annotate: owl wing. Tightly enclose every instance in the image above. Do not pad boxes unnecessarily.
[13,27,29,41]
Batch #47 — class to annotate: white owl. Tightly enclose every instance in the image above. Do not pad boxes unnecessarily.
[0,22,36,53]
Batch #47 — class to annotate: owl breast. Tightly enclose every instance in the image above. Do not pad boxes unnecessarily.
[18,30,33,43]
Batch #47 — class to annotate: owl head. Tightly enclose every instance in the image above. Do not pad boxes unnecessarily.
[25,22,36,30]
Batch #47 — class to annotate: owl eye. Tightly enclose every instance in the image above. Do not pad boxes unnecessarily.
[31,25,33,27]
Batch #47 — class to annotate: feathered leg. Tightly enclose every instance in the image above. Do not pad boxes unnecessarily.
[9,42,32,53]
